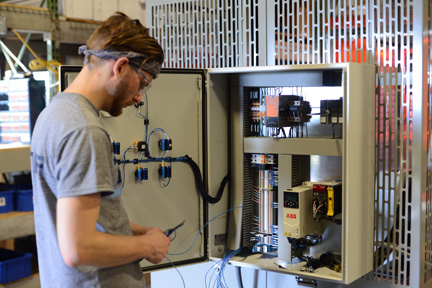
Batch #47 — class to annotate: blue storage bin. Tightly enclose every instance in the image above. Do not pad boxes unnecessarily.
[0,248,32,284]
[15,189,33,212]
[0,190,15,214]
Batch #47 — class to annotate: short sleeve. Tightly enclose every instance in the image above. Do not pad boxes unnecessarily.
[55,125,116,198]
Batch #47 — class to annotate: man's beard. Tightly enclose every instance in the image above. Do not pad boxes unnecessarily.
[107,78,128,117]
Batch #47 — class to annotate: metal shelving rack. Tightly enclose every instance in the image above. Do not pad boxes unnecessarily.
[0,3,100,287]
[0,3,100,44]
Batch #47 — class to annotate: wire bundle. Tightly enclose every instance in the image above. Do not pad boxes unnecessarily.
[205,248,242,288]
[312,199,323,219]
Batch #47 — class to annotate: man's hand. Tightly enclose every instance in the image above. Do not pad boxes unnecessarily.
[140,228,171,264]
[57,195,171,268]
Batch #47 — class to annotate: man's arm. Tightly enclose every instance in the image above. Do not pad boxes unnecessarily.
[57,193,170,268]
[130,222,152,236]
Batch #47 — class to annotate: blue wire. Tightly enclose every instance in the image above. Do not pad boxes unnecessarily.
[208,249,240,288]
[148,127,168,143]
[207,259,221,288]
[165,256,186,288]
[136,92,149,156]
[121,146,132,190]
[205,261,220,288]
[162,175,171,187]
[147,127,169,161]
[138,103,148,120]
[209,248,241,288]
[136,92,149,142]
[168,206,243,256]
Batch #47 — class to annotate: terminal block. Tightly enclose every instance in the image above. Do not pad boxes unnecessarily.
[159,164,172,178]
[134,141,147,152]
[159,138,172,151]
[112,140,120,155]
[320,97,343,124]
[252,243,277,253]
[135,166,148,181]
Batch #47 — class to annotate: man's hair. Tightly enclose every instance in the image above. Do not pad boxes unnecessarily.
[86,11,164,66]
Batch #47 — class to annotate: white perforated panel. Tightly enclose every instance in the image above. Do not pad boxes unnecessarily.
[147,1,431,287]
[149,0,234,68]
[269,0,372,65]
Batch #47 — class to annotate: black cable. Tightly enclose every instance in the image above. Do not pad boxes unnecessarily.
[118,154,229,203]
[236,266,244,288]
[281,127,287,138]
[288,234,322,250]
[183,155,230,204]
[224,156,232,253]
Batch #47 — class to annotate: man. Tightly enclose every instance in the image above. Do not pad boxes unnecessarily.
[30,12,170,287]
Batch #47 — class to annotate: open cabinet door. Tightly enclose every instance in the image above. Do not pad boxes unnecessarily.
[59,67,209,270]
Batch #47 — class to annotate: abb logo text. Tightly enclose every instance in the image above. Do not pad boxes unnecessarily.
[286,213,297,219]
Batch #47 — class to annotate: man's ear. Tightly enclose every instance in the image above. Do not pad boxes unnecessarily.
[112,57,130,78]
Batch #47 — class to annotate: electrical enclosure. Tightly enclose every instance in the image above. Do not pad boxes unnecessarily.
[59,63,375,284]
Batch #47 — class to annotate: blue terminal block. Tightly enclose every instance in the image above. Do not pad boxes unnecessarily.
[159,165,172,178]
[159,138,172,151]
[135,166,148,181]
[112,141,120,155]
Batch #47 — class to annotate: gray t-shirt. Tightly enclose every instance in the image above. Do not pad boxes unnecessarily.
[31,93,145,288]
